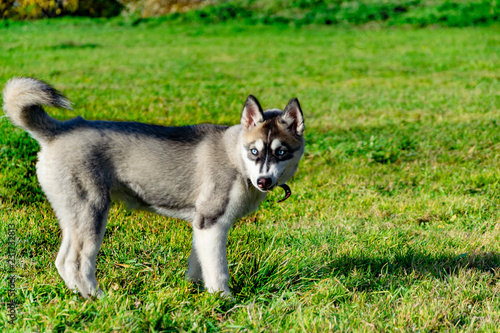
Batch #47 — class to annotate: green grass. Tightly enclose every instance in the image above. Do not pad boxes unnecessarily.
[5,0,500,27]
[129,0,500,28]
[1,18,500,331]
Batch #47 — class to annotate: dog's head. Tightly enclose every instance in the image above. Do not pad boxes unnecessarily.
[240,95,305,192]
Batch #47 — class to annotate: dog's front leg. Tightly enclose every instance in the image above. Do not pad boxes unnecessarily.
[191,216,232,297]
[187,243,202,284]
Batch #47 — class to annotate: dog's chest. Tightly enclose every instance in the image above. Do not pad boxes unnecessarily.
[226,180,267,221]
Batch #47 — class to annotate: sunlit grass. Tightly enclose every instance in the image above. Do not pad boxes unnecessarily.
[1,19,500,331]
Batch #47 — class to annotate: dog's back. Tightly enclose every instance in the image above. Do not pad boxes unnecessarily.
[3,77,234,216]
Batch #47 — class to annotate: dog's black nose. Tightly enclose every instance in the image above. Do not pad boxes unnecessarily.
[257,177,272,189]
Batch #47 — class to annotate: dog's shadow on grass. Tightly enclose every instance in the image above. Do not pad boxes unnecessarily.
[231,250,500,296]
[305,250,500,292]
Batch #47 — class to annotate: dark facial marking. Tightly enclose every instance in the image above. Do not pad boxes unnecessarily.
[245,134,301,176]
[244,113,303,178]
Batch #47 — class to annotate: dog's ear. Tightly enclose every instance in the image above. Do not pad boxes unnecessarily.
[280,98,305,136]
[241,95,264,129]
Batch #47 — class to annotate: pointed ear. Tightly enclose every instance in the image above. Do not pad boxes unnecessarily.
[241,95,264,129]
[281,98,305,136]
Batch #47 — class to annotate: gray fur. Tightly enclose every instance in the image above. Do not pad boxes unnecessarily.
[3,77,305,298]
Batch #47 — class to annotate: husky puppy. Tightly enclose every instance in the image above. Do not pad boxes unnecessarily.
[3,77,305,298]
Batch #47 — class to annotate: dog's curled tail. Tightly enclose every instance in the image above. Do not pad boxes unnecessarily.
[3,77,72,142]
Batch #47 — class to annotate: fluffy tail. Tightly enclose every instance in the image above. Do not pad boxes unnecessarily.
[3,77,72,142]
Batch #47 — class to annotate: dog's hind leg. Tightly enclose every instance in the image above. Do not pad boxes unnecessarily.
[55,228,75,290]
[52,196,110,299]
[191,217,232,297]
[38,148,112,298]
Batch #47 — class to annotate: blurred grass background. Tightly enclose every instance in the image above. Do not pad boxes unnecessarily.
[1,0,500,28]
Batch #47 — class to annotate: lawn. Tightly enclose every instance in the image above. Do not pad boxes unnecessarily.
[1,18,500,331]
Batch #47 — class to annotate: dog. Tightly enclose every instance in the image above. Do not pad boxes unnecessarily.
[3,77,305,298]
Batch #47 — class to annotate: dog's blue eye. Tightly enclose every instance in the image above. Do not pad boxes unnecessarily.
[251,148,258,155]
[277,149,286,156]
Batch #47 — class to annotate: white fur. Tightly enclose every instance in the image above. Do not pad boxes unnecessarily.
[271,139,282,150]
[254,139,264,152]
